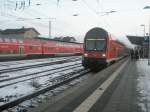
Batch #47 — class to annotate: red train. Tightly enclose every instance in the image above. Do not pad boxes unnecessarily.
[82,27,127,69]
[0,37,83,60]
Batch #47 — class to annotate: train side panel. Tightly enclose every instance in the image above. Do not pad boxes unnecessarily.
[0,37,83,60]
[23,39,42,57]
[0,38,26,59]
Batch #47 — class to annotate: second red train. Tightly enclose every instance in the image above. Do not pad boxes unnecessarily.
[0,37,83,60]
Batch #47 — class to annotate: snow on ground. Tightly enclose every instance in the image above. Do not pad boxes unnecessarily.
[0,61,81,82]
[136,59,150,112]
[0,56,81,70]
[0,81,35,105]
[0,60,83,106]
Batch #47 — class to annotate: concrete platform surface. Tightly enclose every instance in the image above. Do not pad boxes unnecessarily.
[89,59,150,112]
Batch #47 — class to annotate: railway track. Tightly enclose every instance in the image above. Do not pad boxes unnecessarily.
[0,57,81,74]
[0,56,81,67]
[0,63,82,88]
[0,67,90,111]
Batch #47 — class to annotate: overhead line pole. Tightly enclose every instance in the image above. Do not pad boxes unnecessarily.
[141,24,146,58]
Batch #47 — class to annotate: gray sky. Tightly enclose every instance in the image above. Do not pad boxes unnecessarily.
[0,0,150,45]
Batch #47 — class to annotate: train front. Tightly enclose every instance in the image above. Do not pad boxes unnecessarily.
[82,27,108,68]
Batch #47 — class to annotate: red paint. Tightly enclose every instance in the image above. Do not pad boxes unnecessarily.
[0,38,83,57]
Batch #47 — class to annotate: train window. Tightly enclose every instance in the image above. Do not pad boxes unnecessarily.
[12,39,17,43]
[0,38,3,42]
[4,38,10,43]
[48,47,54,50]
[18,40,23,44]
[13,50,17,54]
[29,46,33,50]
[86,39,106,51]
[10,50,13,54]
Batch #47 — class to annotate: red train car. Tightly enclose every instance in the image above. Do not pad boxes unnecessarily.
[0,37,83,60]
[82,27,125,69]
[38,37,83,56]
[0,38,25,58]
[24,38,43,56]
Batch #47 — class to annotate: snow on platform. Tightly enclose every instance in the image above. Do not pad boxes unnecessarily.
[136,59,150,112]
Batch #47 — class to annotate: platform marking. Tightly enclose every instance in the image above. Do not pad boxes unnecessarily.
[73,60,128,112]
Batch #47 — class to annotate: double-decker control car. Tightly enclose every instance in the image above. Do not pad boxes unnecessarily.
[82,27,127,69]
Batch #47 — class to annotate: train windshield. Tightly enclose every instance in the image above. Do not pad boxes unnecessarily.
[85,38,106,51]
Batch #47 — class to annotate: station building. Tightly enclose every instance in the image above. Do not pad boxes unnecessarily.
[0,27,40,39]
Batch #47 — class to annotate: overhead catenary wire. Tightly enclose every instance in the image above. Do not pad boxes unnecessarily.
[0,0,113,36]
[81,0,113,30]
[82,0,99,14]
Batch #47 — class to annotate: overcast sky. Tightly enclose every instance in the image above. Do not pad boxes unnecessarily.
[0,0,150,46]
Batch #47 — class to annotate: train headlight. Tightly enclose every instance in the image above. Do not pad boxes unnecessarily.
[84,53,88,57]
[102,53,106,57]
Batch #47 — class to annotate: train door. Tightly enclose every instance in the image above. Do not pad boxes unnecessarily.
[19,46,24,56]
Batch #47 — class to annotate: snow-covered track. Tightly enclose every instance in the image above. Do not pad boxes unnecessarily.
[0,69,90,111]
[0,57,80,74]
[0,63,82,88]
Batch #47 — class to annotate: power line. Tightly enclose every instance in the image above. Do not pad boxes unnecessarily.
[82,0,99,14]
[81,0,113,30]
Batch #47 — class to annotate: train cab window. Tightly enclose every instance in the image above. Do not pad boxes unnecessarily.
[95,40,106,50]
[86,39,106,51]
[86,40,95,50]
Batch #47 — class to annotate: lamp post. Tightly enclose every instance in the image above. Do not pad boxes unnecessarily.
[17,17,55,38]
[143,6,150,65]
[36,18,56,38]
[141,24,146,58]
[140,24,145,38]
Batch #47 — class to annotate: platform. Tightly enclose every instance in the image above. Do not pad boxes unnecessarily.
[29,59,150,112]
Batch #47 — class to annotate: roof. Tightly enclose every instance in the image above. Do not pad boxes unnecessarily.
[37,37,82,44]
[127,35,144,46]
[1,28,40,35]
[85,27,108,39]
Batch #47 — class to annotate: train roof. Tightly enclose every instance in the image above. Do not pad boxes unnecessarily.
[84,27,108,39]
[37,37,83,44]
[0,37,83,44]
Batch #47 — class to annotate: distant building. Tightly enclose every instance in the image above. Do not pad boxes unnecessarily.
[0,27,40,39]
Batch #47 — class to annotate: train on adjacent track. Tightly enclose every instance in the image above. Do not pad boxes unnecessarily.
[0,37,83,60]
[82,27,128,69]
